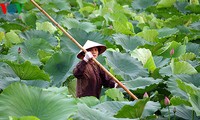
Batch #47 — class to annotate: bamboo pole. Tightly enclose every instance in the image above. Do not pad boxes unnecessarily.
[30,0,138,100]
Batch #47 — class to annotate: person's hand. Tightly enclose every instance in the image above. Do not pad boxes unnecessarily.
[114,83,118,88]
[114,82,125,88]
[83,52,93,62]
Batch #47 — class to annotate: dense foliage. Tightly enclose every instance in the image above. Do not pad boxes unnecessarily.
[0,0,200,119]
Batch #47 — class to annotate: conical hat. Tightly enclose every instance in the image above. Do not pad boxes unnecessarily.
[77,40,106,59]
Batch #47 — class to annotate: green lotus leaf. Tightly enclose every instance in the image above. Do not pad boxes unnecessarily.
[79,6,95,17]
[186,4,200,14]
[0,32,5,42]
[113,34,148,52]
[154,56,170,68]
[112,20,134,35]
[176,79,198,97]
[110,7,134,34]
[164,14,200,28]
[179,52,196,61]
[93,101,131,117]
[62,18,96,32]
[105,88,125,101]
[5,30,23,47]
[77,96,100,107]
[176,80,200,116]
[141,101,160,118]
[115,98,149,118]
[167,74,200,105]
[39,0,71,12]
[0,82,77,120]
[104,51,148,80]
[170,59,198,74]
[20,12,37,28]
[167,77,188,99]
[3,38,54,65]
[0,22,26,32]
[161,105,199,119]
[131,0,156,11]
[174,1,189,14]
[44,52,76,86]
[37,50,52,64]
[43,86,69,97]
[74,103,129,120]
[172,74,200,87]
[136,29,158,42]
[1,0,200,119]
[19,30,58,47]
[9,116,40,120]
[13,0,29,4]
[159,41,186,58]
[186,43,200,57]
[189,92,200,116]
[122,77,162,93]
[190,21,200,30]
[157,0,176,8]
[157,27,179,39]
[66,77,77,97]
[131,48,156,73]
[0,62,49,90]
[170,96,191,106]
[2,60,50,81]
[0,62,19,89]
[36,22,57,34]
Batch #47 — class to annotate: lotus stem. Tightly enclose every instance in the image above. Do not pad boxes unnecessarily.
[192,110,194,120]
[173,107,176,120]
[168,106,170,120]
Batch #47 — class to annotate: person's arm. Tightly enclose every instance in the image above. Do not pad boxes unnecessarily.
[100,69,117,88]
[73,61,87,78]
[73,52,93,78]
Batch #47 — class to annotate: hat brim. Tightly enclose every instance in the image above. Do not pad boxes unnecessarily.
[77,45,106,59]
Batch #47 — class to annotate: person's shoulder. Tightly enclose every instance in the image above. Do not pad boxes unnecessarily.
[77,60,88,65]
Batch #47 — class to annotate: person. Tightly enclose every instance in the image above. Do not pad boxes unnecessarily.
[73,40,118,99]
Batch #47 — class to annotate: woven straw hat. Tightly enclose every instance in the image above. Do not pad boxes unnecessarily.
[77,40,106,59]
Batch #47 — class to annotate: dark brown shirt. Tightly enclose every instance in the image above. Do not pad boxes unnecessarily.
[73,60,116,99]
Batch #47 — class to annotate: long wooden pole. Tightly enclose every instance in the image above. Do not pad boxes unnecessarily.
[30,0,138,100]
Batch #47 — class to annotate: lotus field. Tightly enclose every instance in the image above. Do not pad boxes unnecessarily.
[0,0,200,119]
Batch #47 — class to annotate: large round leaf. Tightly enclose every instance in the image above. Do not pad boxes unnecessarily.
[115,98,150,119]
[93,101,132,117]
[2,38,54,65]
[186,42,200,57]
[0,62,49,90]
[113,34,148,52]
[167,78,188,99]
[62,18,96,32]
[0,62,19,90]
[131,48,156,73]
[104,51,148,80]
[170,59,198,74]
[2,60,50,81]
[158,41,186,58]
[0,82,77,120]
[44,52,76,86]
[161,105,199,119]
[73,103,133,120]
[122,77,162,93]
[131,0,156,11]
[19,30,58,47]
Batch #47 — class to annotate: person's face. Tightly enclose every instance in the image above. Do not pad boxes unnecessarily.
[87,47,99,59]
